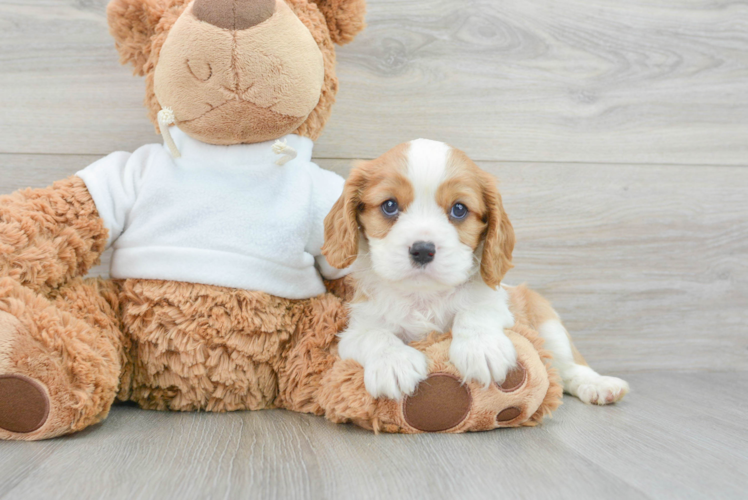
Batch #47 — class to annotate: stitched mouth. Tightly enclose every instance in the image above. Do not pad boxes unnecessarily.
[172,98,305,143]
[176,98,296,126]
[176,101,234,125]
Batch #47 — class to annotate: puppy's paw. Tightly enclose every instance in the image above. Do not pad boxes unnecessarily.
[449,332,518,387]
[570,375,630,405]
[363,346,429,400]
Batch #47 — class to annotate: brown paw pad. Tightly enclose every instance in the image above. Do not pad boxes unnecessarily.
[0,375,50,434]
[403,374,471,432]
[496,407,522,423]
[497,363,527,392]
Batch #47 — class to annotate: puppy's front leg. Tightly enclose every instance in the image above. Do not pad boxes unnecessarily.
[338,326,429,400]
[449,284,517,386]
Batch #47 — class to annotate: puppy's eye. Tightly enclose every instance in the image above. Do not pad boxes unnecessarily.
[381,199,399,217]
[450,203,468,220]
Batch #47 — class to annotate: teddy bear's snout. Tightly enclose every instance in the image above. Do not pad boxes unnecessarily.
[193,0,276,31]
[154,0,325,144]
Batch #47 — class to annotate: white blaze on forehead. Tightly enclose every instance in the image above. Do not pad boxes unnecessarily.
[406,139,451,203]
[365,138,476,289]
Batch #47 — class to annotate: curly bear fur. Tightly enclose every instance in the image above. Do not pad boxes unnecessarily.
[0,0,561,441]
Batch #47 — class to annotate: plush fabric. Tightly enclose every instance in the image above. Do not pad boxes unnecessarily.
[0,238,561,440]
[192,0,276,31]
[153,0,326,144]
[108,0,347,142]
[315,300,564,434]
[0,176,108,294]
[0,0,562,441]
[310,0,367,45]
[0,277,124,441]
[77,129,346,298]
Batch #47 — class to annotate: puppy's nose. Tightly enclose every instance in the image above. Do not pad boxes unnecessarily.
[409,241,436,266]
[193,0,276,30]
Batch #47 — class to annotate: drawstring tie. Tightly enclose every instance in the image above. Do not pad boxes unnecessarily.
[158,108,298,165]
[158,108,181,158]
[272,139,297,166]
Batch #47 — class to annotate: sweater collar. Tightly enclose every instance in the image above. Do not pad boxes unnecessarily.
[168,127,314,167]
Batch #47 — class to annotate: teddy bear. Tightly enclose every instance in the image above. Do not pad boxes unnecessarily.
[0,0,561,440]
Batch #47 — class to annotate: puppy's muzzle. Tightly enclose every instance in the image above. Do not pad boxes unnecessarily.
[409,241,436,266]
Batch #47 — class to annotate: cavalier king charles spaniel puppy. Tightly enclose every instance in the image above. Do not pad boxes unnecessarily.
[322,139,629,404]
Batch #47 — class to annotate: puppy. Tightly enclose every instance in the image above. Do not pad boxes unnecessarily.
[322,139,629,405]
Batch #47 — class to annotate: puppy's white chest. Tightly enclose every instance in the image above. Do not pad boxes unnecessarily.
[392,294,457,343]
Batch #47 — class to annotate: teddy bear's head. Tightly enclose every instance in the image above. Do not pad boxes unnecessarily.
[108,0,365,145]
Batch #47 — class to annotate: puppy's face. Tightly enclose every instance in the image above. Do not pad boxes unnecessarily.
[323,139,515,290]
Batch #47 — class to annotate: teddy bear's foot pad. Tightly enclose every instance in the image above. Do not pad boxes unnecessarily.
[321,331,560,433]
[403,374,472,432]
[0,375,49,433]
[402,364,529,432]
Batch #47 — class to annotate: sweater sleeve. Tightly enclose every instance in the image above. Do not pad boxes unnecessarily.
[75,145,159,248]
[305,162,350,280]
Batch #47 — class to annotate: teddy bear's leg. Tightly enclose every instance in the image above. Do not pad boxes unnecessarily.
[276,292,348,414]
[0,176,123,440]
[120,279,306,413]
[315,326,563,433]
[275,287,561,433]
[0,277,125,441]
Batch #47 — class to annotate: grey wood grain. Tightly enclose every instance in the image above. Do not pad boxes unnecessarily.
[1,153,746,372]
[1,0,747,164]
[0,372,745,500]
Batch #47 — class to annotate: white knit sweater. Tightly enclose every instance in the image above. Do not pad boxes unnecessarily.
[76,128,348,299]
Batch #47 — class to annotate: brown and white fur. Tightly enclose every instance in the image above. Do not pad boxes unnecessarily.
[322,139,629,404]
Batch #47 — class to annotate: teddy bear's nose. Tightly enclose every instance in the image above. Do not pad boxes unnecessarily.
[193,0,276,30]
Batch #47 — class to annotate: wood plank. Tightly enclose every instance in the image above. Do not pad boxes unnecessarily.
[329,0,748,164]
[0,154,99,192]
[0,1,154,155]
[1,0,747,164]
[0,372,745,500]
[0,409,639,500]
[549,372,748,499]
[0,154,746,372]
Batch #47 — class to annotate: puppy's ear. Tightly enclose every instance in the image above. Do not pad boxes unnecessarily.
[322,162,367,269]
[480,172,515,289]
[310,0,367,45]
[107,0,188,76]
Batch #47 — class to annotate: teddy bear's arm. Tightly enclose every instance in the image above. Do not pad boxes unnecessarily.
[306,163,351,281]
[0,176,108,293]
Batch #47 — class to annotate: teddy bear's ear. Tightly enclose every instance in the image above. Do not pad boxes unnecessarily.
[107,0,185,76]
[310,0,367,45]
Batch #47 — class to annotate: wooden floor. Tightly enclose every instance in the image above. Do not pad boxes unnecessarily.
[0,0,746,498]
[0,373,746,500]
